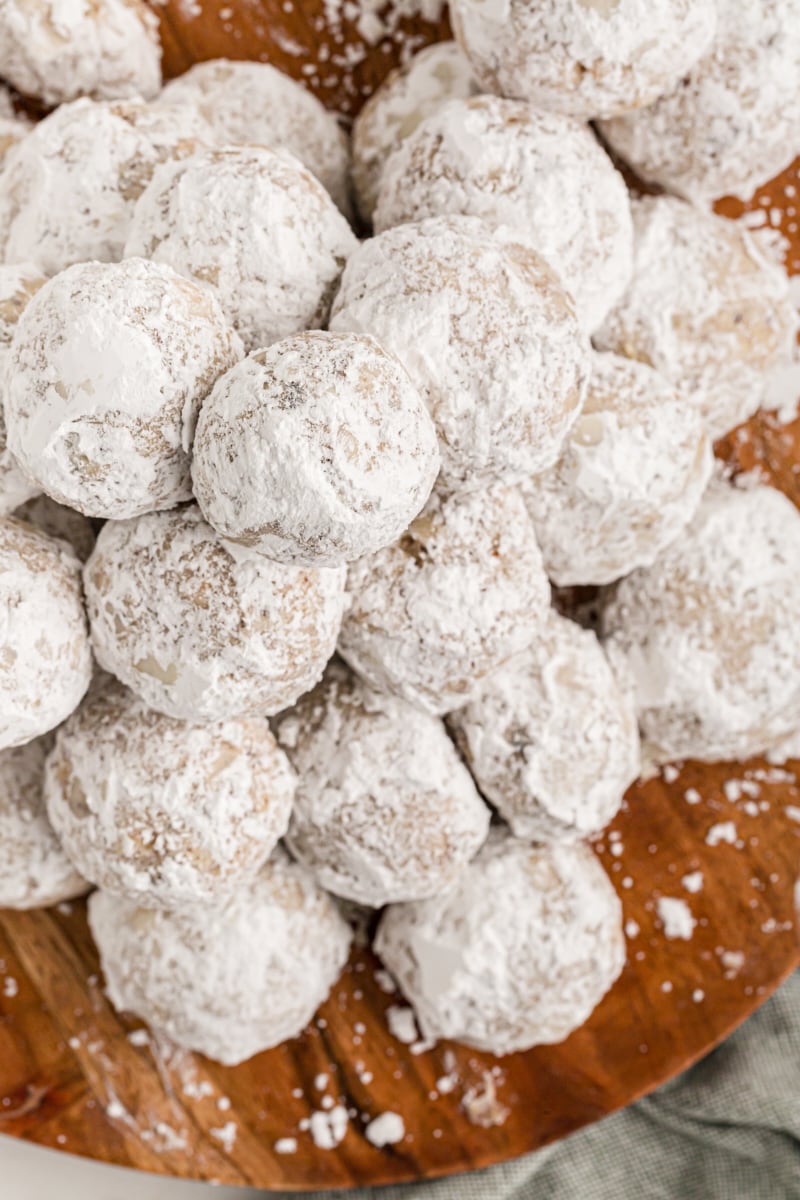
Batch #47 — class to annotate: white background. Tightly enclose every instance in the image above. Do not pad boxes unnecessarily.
[1,1136,264,1199]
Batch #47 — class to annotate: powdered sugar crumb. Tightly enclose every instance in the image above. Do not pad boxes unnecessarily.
[656,896,696,941]
[681,871,704,894]
[386,1005,419,1045]
[706,821,738,847]
[209,1121,237,1153]
[310,1105,349,1149]
[365,1110,405,1146]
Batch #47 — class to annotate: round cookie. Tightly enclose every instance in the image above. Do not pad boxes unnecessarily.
[352,41,478,222]
[330,216,590,492]
[338,484,551,715]
[599,0,800,202]
[373,96,632,332]
[157,58,350,214]
[192,331,439,567]
[45,680,296,908]
[0,518,92,750]
[449,612,641,842]
[374,831,625,1055]
[5,258,242,519]
[84,505,346,722]
[0,735,87,909]
[0,262,46,514]
[595,196,797,440]
[88,851,352,1065]
[522,353,714,586]
[14,495,96,563]
[450,0,717,120]
[125,146,357,352]
[0,0,160,107]
[274,661,490,905]
[0,97,207,274]
[602,481,800,764]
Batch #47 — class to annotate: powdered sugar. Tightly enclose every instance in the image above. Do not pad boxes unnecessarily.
[274,661,489,905]
[375,831,624,1055]
[603,481,800,764]
[373,96,632,332]
[309,1105,349,1149]
[449,611,641,842]
[45,679,297,907]
[522,351,713,586]
[706,820,738,847]
[365,1111,405,1146]
[450,0,717,120]
[600,0,800,203]
[88,851,352,1065]
[0,98,208,275]
[351,41,477,221]
[338,484,551,715]
[5,258,242,519]
[656,896,695,941]
[0,518,92,749]
[124,145,357,352]
[0,735,87,909]
[330,215,590,491]
[157,59,350,213]
[192,331,439,567]
[595,195,798,439]
[84,506,346,722]
[0,0,161,107]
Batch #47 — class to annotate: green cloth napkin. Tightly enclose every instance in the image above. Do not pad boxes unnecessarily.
[294,971,800,1200]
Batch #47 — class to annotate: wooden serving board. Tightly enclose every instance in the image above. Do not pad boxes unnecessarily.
[0,1,798,1191]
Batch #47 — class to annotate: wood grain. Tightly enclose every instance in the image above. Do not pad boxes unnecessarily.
[0,0,798,1191]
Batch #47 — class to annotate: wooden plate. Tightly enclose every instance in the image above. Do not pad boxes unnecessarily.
[0,2,799,1190]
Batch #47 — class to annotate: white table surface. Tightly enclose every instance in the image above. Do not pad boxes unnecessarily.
[1,1135,264,1199]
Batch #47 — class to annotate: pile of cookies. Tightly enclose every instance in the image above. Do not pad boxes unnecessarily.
[0,0,799,1066]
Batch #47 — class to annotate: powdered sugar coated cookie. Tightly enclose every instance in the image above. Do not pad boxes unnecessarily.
[449,612,641,842]
[0,735,87,909]
[373,96,632,332]
[0,98,207,275]
[84,505,346,722]
[330,216,590,492]
[595,196,797,439]
[375,831,625,1054]
[88,851,352,1064]
[0,518,92,750]
[157,59,350,214]
[602,481,800,764]
[192,331,439,567]
[600,0,800,202]
[338,484,551,715]
[5,258,242,519]
[522,352,714,585]
[352,41,477,222]
[45,680,297,908]
[275,661,490,905]
[450,0,717,119]
[125,146,357,352]
[0,0,161,107]
[0,262,46,514]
